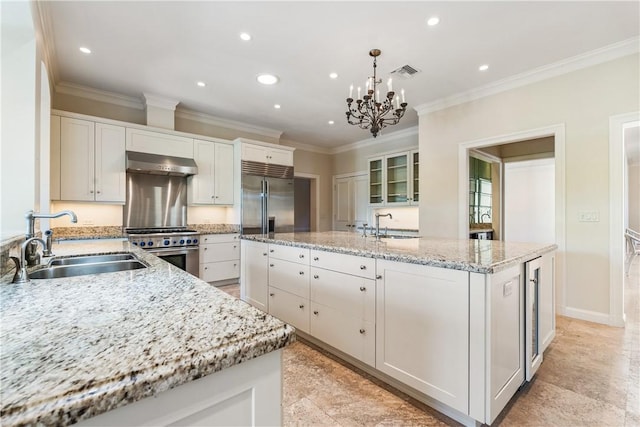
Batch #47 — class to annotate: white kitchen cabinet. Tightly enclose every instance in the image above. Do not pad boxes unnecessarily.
[367,149,419,206]
[269,244,310,265]
[539,251,556,353]
[268,259,310,298]
[333,174,368,231]
[58,117,125,203]
[241,142,294,166]
[310,249,375,279]
[268,287,309,333]
[126,127,194,158]
[199,234,240,283]
[189,139,235,205]
[376,259,469,414]
[309,266,375,366]
[240,240,269,312]
[50,115,61,200]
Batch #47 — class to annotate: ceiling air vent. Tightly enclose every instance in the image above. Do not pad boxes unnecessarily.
[391,64,420,79]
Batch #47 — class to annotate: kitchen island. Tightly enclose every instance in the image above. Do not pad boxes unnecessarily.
[241,231,557,426]
[1,240,294,426]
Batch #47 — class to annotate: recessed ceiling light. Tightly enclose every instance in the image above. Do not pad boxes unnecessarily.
[328,120,335,125]
[257,74,279,85]
[329,72,338,79]
[79,47,91,54]
[196,81,206,87]
[479,64,489,71]
[427,16,440,26]
[240,32,252,41]
[274,104,281,109]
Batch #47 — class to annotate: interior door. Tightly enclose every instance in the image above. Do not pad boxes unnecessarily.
[334,177,352,231]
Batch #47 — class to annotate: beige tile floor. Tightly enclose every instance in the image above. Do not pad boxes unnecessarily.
[217,260,639,426]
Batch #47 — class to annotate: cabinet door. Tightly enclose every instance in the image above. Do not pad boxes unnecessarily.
[368,157,384,205]
[213,143,235,204]
[95,123,125,203]
[240,240,269,312]
[268,288,309,333]
[539,252,556,352]
[310,302,375,367]
[201,234,240,244]
[60,117,95,201]
[268,244,309,264]
[125,128,193,158]
[200,242,240,263]
[50,115,61,200]
[201,260,240,282]
[310,267,374,321]
[385,152,409,204]
[190,140,215,204]
[310,250,375,279]
[242,144,268,163]
[269,259,310,298]
[376,260,469,413]
[411,150,419,204]
[267,148,293,166]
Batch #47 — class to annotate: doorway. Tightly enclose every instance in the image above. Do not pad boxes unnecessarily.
[294,173,320,232]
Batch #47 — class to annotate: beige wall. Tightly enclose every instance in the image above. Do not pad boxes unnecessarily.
[290,148,333,231]
[629,162,640,231]
[53,92,147,125]
[418,54,640,319]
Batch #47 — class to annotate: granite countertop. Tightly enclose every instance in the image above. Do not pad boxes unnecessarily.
[0,240,294,426]
[49,224,240,241]
[243,231,557,274]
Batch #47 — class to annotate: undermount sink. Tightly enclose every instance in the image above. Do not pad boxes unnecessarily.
[30,253,147,279]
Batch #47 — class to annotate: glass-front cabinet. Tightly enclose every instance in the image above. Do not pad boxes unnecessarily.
[412,150,419,203]
[368,149,419,206]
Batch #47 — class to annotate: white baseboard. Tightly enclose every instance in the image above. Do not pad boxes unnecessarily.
[561,306,612,325]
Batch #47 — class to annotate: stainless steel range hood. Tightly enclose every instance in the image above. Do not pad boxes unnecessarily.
[126,151,198,176]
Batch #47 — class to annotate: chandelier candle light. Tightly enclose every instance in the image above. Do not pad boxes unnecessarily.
[346,49,407,138]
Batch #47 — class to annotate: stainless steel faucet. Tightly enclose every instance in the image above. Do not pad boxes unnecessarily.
[375,213,392,240]
[11,237,47,283]
[24,210,77,265]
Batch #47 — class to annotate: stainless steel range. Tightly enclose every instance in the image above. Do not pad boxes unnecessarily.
[123,151,201,276]
[126,227,199,276]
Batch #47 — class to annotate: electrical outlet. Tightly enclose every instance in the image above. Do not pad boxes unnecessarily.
[578,211,600,222]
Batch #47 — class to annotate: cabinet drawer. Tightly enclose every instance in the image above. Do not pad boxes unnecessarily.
[200,242,240,263]
[310,250,375,279]
[310,302,375,367]
[310,267,375,322]
[201,233,239,244]
[269,259,309,298]
[201,260,239,282]
[268,287,309,333]
[269,244,310,265]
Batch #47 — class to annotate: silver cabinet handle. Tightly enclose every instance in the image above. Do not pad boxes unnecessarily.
[360,286,366,291]
[204,247,208,251]
[270,249,274,253]
[359,329,365,334]
[360,265,366,270]
[263,252,267,256]
[270,263,274,267]
[233,245,237,249]
[299,304,304,309]
[376,275,382,279]
[313,274,319,279]
[96,191,101,194]
[204,267,208,270]
[89,190,94,194]
[313,256,319,261]
[270,293,275,296]
[299,271,304,275]
[299,254,304,258]
[313,310,319,315]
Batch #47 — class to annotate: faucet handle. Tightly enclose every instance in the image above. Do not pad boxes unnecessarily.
[10,257,29,284]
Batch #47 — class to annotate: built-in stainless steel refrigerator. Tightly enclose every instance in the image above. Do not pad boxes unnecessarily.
[241,161,294,234]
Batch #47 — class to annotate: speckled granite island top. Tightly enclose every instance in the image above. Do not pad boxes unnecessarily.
[0,240,294,427]
[243,231,556,274]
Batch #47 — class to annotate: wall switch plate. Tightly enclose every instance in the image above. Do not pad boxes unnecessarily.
[578,211,600,222]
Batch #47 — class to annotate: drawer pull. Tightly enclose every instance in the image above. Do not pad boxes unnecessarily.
[313,274,319,279]
[270,293,275,297]
[299,254,305,259]
[204,267,208,270]
[313,310,319,315]
[270,264,274,267]
[299,271,304,275]
[263,252,267,256]
[359,286,366,292]
[313,256,319,261]
[299,304,305,309]
[233,245,237,249]
[376,275,382,279]
[204,247,208,251]
[360,265,366,270]
[270,249,274,253]
[359,329,366,334]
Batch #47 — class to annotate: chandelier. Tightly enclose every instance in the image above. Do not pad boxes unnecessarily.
[345,49,407,138]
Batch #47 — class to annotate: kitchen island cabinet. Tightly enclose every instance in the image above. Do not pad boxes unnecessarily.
[241,231,556,426]
[1,240,294,427]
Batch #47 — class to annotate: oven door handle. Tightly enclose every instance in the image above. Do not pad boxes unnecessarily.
[145,247,199,256]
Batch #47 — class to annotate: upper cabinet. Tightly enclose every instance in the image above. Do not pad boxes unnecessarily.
[52,116,126,203]
[125,128,194,158]
[241,142,294,166]
[368,149,419,206]
[188,139,235,205]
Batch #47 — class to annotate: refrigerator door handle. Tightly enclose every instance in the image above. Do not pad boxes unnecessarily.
[263,179,269,234]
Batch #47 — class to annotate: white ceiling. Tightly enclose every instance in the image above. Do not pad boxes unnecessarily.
[40,1,639,150]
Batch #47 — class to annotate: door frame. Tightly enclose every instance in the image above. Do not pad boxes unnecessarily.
[609,111,639,327]
[294,172,320,231]
[458,123,566,315]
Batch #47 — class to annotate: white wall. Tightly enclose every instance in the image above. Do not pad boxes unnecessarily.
[503,158,555,244]
[418,54,639,321]
[1,1,38,239]
[629,163,640,231]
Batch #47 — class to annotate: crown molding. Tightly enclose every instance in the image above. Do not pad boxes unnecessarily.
[280,139,333,155]
[143,93,179,110]
[32,1,58,89]
[415,36,640,116]
[332,126,419,154]
[55,82,145,110]
[175,108,283,140]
